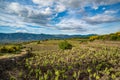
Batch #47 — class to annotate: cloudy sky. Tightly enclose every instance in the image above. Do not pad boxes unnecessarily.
[0,0,120,34]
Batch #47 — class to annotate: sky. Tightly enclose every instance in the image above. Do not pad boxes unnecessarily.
[0,0,120,35]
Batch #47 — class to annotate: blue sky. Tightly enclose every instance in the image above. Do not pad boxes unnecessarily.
[0,0,120,34]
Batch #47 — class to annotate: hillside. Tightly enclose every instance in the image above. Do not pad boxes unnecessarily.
[89,32,120,41]
[0,39,120,80]
[0,32,120,80]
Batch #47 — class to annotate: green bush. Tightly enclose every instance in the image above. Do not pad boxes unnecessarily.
[37,41,41,44]
[0,45,21,53]
[0,46,8,53]
[89,36,99,41]
[59,40,72,50]
[110,35,118,40]
[7,47,16,53]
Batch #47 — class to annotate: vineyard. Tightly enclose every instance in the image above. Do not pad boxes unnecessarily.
[0,39,119,80]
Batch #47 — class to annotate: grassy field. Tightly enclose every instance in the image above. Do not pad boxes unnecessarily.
[0,39,120,80]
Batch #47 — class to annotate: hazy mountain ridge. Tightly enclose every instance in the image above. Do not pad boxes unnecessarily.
[0,33,96,43]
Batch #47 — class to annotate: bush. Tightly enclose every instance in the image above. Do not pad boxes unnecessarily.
[0,45,21,53]
[7,47,16,53]
[0,46,8,53]
[59,40,72,50]
[110,35,118,40]
[89,36,99,41]
[37,41,41,44]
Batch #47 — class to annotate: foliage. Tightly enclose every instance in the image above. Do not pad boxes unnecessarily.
[0,38,120,80]
[89,36,99,41]
[21,40,120,80]
[0,45,21,53]
[93,32,120,41]
[59,40,72,50]
[37,41,41,44]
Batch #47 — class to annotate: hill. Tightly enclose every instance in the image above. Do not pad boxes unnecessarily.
[89,32,120,41]
[0,39,120,80]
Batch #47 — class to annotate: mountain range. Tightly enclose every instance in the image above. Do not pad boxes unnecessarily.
[0,33,96,43]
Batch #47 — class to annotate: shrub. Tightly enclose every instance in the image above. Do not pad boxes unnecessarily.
[13,46,20,51]
[89,36,99,41]
[7,47,16,53]
[59,40,72,50]
[37,41,41,44]
[110,35,118,40]
[0,46,8,53]
[0,45,21,53]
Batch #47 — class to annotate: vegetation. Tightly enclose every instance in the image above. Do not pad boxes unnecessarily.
[0,32,120,80]
[37,41,41,44]
[89,36,99,41]
[59,40,72,50]
[23,40,120,80]
[89,31,120,41]
[0,45,21,54]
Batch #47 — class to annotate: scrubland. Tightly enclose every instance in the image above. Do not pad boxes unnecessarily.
[0,39,120,80]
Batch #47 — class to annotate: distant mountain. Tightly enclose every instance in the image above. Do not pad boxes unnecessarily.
[0,33,96,43]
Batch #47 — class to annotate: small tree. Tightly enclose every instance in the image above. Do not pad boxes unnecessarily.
[59,40,72,50]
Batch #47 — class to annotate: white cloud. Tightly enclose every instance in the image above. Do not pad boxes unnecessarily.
[16,29,28,33]
[7,2,53,17]
[1,2,55,28]
[54,17,109,34]
[59,0,120,9]
[0,0,120,34]
[55,18,89,32]
[0,12,26,28]
[55,4,66,12]
[8,2,21,13]
[7,2,28,17]
[32,0,120,8]
[104,10,117,14]
[41,7,52,15]
[92,6,98,10]
[84,12,120,24]
[32,0,54,6]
